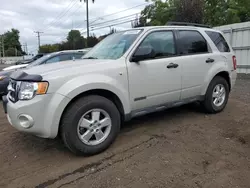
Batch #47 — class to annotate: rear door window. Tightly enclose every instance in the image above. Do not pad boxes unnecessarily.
[205,31,230,52]
[74,53,84,59]
[45,56,60,64]
[178,30,208,55]
[59,54,73,61]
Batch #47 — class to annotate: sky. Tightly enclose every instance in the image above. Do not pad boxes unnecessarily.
[0,0,149,54]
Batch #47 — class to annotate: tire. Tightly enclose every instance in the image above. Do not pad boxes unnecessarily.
[202,76,229,114]
[61,95,121,156]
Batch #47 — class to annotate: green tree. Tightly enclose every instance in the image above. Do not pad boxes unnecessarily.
[5,47,17,56]
[39,29,98,53]
[88,34,99,47]
[67,30,84,49]
[3,29,24,56]
[39,44,59,53]
[140,0,250,27]
[174,0,204,23]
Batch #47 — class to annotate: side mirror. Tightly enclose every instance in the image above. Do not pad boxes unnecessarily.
[131,46,154,62]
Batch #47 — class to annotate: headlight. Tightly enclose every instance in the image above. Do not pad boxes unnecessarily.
[18,81,49,100]
[0,76,6,81]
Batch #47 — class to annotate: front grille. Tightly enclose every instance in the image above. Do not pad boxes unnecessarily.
[8,79,19,103]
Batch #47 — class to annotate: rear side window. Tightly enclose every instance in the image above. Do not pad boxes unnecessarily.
[205,31,230,52]
[45,56,60,64]
[178,30,208,55]
[60,54,73,61]
[74,53,84,59]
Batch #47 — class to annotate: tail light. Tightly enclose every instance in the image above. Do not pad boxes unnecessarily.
[232,56,237,70]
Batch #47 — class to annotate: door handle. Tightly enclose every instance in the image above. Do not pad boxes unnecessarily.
[206,58,215,63]
[167,63,179,69]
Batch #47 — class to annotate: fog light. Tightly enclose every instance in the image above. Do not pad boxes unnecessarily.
[18,114,34,129]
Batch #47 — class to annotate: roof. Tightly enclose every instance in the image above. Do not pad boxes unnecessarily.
[120,21,221,33]
[49,48,92,55]
[132,25,219,32]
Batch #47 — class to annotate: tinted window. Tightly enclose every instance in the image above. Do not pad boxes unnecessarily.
[137,31,176,59]
[60,54,73,61]
[205,31,230,52]
[45,56,60,64]
[178,30,208,55]
[74,53,84,59]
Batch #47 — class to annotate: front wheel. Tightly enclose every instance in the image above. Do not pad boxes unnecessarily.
[202,76,229,114]
[61,95,121,156]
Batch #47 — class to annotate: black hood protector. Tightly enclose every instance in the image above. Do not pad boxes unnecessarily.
[10,70,43,82]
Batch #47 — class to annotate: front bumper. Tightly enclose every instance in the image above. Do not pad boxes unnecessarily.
[5,93,70,138]
[0,78,9,95]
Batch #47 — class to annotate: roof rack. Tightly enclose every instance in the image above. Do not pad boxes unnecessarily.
[166,22,211,28]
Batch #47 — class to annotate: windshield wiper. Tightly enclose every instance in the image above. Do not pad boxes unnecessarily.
[83,56,98,59]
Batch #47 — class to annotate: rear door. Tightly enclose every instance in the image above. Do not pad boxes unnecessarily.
[205,30,236,71]
[176,30,215,99]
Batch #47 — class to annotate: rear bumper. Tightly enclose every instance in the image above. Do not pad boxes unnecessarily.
[230,70,237,89]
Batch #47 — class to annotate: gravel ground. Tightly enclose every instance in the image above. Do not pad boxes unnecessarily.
[0,78,250,188]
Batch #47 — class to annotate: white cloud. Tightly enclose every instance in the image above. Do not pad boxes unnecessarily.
[0,0,148,54]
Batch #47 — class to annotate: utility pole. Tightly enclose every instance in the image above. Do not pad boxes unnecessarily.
[1,35,5,57]
[23,43,28,54]
[80,0,90,47]
[34,31,43,52]
[25,43,28,55]
[86,0,89,47]
[0,35,2,58]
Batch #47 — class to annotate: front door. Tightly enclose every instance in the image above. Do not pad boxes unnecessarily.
[126,30,182,111]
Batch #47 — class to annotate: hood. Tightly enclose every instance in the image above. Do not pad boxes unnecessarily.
[3,64,28,71]
[0,69,15,77]
[24,59,112,77]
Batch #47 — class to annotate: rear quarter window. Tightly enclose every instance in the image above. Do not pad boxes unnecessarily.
[205,31,230,52]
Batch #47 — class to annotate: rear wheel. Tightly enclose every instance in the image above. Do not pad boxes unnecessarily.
[61,95,121,156]
[202,76,229,113]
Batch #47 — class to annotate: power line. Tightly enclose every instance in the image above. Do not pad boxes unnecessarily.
[42,0,79,32]
[82,18,138,34]
[90,12,140,27]
[79,13,140,33]
[38,2,151,45]
[75,2,150,29]
[90,2,149,22]
[39,0,76,30]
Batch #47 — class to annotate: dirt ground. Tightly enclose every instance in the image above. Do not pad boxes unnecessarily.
[1,78,250,188]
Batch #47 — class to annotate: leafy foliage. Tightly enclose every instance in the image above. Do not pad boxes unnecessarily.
[1,29,24,57]
[39,28,116,53]
[134,0,250,27]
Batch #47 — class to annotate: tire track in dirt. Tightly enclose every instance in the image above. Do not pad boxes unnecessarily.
[36,134,165,188]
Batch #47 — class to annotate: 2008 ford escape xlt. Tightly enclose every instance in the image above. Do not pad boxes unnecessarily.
[3,23,237,156]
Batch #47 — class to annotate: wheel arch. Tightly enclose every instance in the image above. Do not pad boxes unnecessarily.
[58,89,126,137]
[202,68,231,95]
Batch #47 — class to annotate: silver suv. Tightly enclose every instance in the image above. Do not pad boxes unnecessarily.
[3,23,237,155]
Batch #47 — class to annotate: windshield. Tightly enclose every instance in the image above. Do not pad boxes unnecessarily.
[83,29,143,60]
